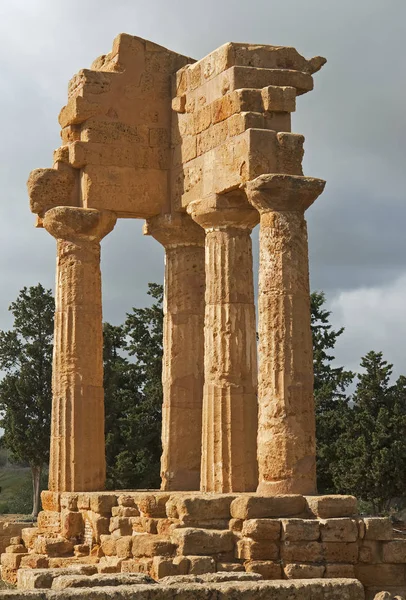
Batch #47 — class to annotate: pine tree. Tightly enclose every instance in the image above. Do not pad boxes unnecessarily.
[311,291,354,492]
[333,352,406,513]
[0,285,54,516]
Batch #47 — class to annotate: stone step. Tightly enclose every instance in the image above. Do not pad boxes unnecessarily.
[0,578,364,599]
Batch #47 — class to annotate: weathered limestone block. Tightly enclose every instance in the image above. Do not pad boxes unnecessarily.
[364,517,394,540]
[241,519,281,540]
[5,544,26,554]
[20,554,49,569]
[230,495,306,519]
[229,519,244,534]
[0,579,367,600]
[151,556,178,579]
[1,552,28,569]
[322,542,359,564]
[97,556,124,573]
[77,494,91,510]
[355,564,406,587]
[166,494,235,523]
[118,494,137,508]
[43,206,117,492]
[382,540,406,563]
[236,539,279,561]
[359,540,382,564]
[281,518,320,541]
[132,534,176,558]
[37,511,61,533]
[217,562,245,572]
[88,493,118,514]
[27,167,78,216]
[111,506,140,518]
[109,517,133,536]
[16,566,98,590]
[100,535,117,557]
[121,558,153,574]
[325,563,356,578]
[177,129,305,210]
[116,536,133,559]
[306,495,358,518]
[187,192,259,492]
[246,174,325,496]
[87,512,110,542]
[60,493,79,511]
[137,494,171,518]
[245,560,283,579]
[33,537,74,557]
[61,510,84,539]
[320,518,358,542]
[48,555,99,568]
[284,563,325,579]
[144,214,205,491]
[74,544,90,557]
[41,491,62,512]
[51,572,154,590]
[281,541,323,562]
[172,528,233,556]
[187,556,216,574]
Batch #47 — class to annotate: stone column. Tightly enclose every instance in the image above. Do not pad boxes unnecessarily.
[246,174,325,495]
[187,193,259,493]
[144,213,205,491]
[43,206,117,492]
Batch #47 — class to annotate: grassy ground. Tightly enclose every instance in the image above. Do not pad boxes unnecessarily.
[0,449,32,515]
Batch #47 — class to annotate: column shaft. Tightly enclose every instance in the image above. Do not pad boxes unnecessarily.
[144,214,205,491]
[44,207,116,492]
[202,226,258,492]
[161,243,205,490]
[257,209,316,494]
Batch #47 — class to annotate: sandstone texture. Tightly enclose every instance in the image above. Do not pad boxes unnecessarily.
[0,578,365,600]
[18,29,403,599]
[28,35,327,497]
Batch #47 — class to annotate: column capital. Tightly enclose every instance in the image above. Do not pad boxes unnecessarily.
[144,212,204,248]
[245,174,325,213]
[187,191,259,231]
[43,206,117,243]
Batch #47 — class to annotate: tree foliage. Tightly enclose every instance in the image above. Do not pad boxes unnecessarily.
[104,284,163,490]
[311,291,354,493]
[0,284,54,516]
[333,352,406,513]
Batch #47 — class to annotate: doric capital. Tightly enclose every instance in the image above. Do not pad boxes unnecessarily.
[43,207,117,243]
[143,213,204,248]
[187,191,259,232]
[245,174,325,214]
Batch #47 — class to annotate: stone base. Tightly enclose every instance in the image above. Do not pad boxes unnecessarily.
[1,574,365,599]
[1,490,404,597]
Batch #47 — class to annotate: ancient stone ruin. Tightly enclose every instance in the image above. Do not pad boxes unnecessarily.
[1,34,405,599]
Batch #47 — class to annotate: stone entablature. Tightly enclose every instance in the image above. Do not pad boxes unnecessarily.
[2,491,406,597]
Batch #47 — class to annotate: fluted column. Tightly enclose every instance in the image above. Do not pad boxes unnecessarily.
[144,213,205,491]
[187,193,259,493]
[43,206,117,492]
[246,174,325,495]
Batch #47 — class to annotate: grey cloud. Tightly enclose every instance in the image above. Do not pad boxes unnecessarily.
[0,0,405,370]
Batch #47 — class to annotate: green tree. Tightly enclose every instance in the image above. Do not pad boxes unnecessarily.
[311,291,354,493]
[333,352,406,513]
[104,284,164,489]
[0,285,54,516]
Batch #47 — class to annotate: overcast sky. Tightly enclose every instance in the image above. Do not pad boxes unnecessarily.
[0,0,405,378]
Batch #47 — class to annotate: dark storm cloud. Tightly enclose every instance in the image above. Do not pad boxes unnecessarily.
[0,0,405,371]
